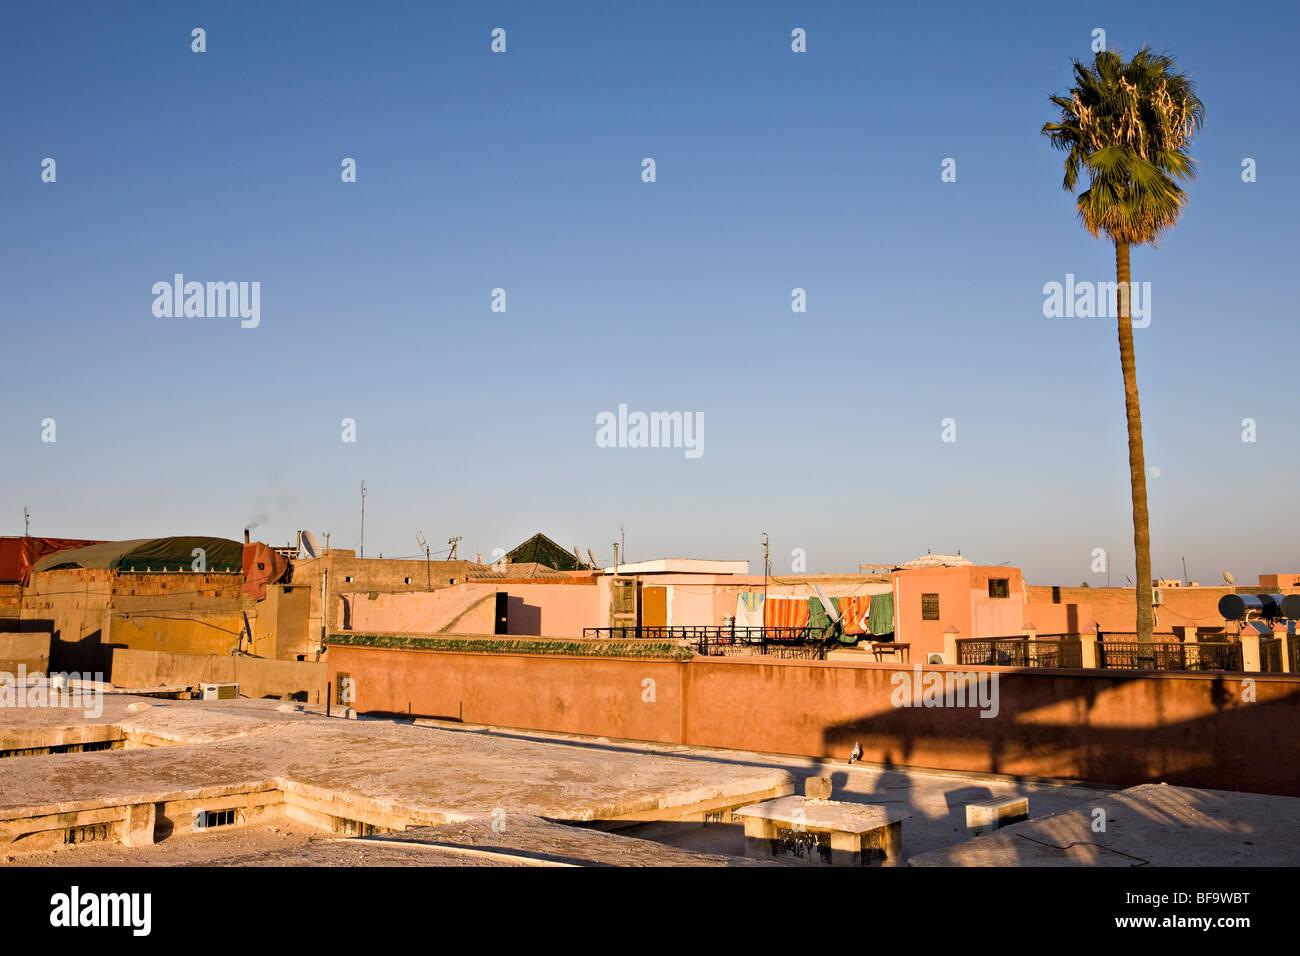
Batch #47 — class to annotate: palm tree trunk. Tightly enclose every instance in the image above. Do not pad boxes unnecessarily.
[1115,240,1153,641]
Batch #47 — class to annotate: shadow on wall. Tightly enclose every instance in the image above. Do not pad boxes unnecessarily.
[506,596,542,636]
[819,671,1300,796]
[50,631,121,677]
[1,618,118,676]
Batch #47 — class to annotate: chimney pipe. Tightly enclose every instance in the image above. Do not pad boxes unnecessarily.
[244,528,251,544]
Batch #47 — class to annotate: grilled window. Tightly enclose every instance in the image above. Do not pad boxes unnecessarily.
[921,593,940,621]
[988,578,1010,599]
[196,808,237,829]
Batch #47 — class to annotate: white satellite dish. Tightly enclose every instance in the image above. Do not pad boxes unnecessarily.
[300,530,320,559]
[1222,570,1234,586]
[812,584,842,624]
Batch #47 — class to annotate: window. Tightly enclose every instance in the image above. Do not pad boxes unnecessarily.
[988,578,1010,599]
[403,577,411,584]
[612,579,636,615]
[921,593,940,621]
[195,808,237,829]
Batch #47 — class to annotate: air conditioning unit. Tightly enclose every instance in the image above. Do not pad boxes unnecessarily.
[1152,589,1164,606]
[926,652,946,665]
[200,682,238,701]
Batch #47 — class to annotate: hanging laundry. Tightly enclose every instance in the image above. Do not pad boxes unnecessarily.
[807,596,832,636]
[735,591,765,629]
[764,597,810,630]
[836,596,872,636]
[867,591,895,637]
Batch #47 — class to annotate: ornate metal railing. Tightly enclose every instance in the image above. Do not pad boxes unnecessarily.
[955,635,1083,668]
[1260,638,1283,673]
[583,625,828,659]
[1098,640,1242,672]
[583,625,812,643]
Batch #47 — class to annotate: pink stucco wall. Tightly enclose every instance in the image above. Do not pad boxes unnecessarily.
[344,581,599,638]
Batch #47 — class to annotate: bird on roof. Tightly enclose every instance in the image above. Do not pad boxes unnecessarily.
[848,741,862,764]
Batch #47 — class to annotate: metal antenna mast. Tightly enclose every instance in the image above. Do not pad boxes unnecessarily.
[761,532,770,617]
[447,536,462,561]
[417,532,430,588]
[360,481,367,558]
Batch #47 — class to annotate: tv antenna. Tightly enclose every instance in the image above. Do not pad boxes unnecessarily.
[761,532,770,608]
[447,536,461,560]
[24,506,30,537]
[417,532,431,588]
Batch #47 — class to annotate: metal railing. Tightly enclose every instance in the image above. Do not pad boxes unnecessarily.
[1290,636,1300,675]
[692,629,828,660]
[1260,638,1283,673]
[956,633,1251,672]
[1098,639,1242,672]
[583,625,812,643]
[583,625,828,659]
[955,635,1083,668]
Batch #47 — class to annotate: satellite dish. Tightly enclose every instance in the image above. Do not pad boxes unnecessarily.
[300,531,320,560]
[1222,570,1234,585]
[573,546,583,565]
[586,548,601,570]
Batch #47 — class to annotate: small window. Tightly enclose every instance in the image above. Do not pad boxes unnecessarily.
[403,577,412,585]
[344,576,353,583]
[988,578,1010,599]
[195,808,237,829]
[921,593,940,621]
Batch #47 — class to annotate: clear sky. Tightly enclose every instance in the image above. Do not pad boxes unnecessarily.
[2,1,1296,586]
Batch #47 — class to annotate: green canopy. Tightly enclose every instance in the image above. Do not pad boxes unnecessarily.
[505,532,590,571]
[31,536,244,574]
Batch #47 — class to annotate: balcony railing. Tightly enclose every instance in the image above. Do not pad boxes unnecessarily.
[1097,638,1242,672]
[1260,637,1283,673]
[583,625,828,659]
[955,635,1083,668]
[956,633,1250,672]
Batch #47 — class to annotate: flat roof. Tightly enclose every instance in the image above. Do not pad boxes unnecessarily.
[602,559,749,575]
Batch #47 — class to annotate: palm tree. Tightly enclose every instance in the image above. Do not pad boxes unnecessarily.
[1042,47,1203,642]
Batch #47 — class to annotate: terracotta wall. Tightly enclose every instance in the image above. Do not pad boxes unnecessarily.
[0,633,51,673]
[344,580,600,637]
[328,644,1300,796]
[329,644,682,740]
[1023,584,1280,634]
[109,648,326,701]
[894,566,1024,658]
[109,611,246,657]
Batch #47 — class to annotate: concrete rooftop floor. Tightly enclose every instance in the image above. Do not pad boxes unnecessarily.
[3,692,1296,866]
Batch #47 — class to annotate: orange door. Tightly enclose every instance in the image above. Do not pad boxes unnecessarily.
[642,586,668,627]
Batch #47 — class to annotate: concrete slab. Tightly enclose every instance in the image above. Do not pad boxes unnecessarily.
[735,795,908,832]
[0,696,795,846]
[735,795,908,866]
[910,783,1300,866]
[208,816,768,867]
[966,795,1029,834]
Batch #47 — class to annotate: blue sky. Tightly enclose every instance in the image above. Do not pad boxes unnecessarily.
[2,0,1296,586]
